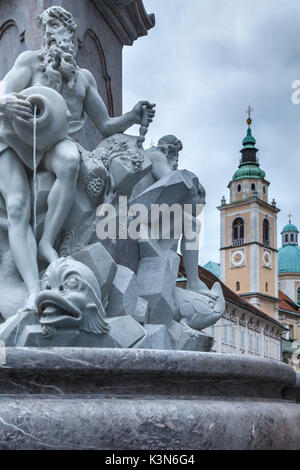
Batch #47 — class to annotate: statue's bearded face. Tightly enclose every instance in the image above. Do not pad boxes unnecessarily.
[38,10,78,92]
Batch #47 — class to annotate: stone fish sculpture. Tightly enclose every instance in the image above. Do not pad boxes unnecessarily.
[37,257,110,335]
[0,5,225,351]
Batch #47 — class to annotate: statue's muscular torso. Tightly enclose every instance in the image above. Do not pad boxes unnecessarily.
[22,50,90,122]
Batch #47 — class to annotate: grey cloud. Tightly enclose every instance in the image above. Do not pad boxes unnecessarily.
[123,0,300,264]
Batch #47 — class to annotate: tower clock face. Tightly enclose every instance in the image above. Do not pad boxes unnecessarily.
[263,249,272,268]
[230,249,245,267]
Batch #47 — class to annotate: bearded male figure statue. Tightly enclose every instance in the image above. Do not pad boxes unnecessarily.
[0,6,155,312]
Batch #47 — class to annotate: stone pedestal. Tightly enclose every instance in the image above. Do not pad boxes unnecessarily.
[0,348,299,450]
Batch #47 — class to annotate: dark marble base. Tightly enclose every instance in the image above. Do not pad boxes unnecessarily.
[0,348,299,449]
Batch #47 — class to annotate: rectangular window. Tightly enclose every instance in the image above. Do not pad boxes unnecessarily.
[231,323,236,346]
[276,341,281,360]
[223,318,228,344]
[255,332,260,354]
[240,325,245,349]
[249,329,253,352]
[265,336,269,356]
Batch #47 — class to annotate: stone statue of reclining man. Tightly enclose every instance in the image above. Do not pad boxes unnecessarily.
[0,6,155,311]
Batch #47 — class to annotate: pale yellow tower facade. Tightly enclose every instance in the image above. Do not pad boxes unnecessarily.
[218,115,280,320]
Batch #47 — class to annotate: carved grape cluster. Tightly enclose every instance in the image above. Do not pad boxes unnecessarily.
[85,169,106,199]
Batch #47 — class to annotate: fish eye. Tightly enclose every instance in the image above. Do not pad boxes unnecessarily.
[63,275,82,290]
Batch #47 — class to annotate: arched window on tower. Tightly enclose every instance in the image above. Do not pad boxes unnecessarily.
[263,219,270,247]
[232,218,244,246]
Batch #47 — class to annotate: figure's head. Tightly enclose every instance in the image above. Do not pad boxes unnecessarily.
[37,6,77,47]
[37,7,78,91]
[36,257,109,338]
[158,135,183,170]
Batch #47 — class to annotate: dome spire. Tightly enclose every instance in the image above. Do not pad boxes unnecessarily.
[281,216,299,247]
[246,104,253,127]
[232,108,266,181]
[240,106,259,165]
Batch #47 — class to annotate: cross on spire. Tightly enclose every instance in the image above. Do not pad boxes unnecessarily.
[288,213,292,224]
[246,105,253,127]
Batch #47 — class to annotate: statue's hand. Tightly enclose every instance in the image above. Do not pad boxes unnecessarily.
[0,93,33,121]
[131,101,156,125]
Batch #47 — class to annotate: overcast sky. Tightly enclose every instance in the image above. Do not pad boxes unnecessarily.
[122,0,300,266]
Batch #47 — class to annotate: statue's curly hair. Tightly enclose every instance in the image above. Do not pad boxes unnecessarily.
[37,6,77,37]
[158,135,183,153]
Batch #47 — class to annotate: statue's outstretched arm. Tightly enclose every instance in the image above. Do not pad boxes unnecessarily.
[83,69,155,137]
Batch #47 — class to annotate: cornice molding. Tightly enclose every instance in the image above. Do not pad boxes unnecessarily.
[92,0,155,46]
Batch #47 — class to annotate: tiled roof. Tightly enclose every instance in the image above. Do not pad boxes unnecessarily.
[178,257,285,329]
[278,289,300,315]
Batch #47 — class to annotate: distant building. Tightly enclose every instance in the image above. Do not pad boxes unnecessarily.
[177,259,285,361]
[278,220,300,367]
[217,115,280,320]
[197,112,289,362]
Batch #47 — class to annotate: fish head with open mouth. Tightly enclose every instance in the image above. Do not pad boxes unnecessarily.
[36,257,109,334]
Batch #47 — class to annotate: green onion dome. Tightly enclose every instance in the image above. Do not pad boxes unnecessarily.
[233,164,265,181]
[279,245,300,273]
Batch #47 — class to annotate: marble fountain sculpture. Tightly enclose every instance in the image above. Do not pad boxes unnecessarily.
[0,6,299,450]
[0,6,225,350]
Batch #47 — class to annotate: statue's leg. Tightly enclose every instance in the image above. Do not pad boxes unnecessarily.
[0,149,39,310]
[181,208,215,296]
[181,236,207,291]
[38,139,80,264]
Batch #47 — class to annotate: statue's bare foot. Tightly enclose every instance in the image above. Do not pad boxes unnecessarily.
[38,242,59,265]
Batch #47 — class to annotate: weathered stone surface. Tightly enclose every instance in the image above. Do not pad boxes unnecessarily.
[107,265,139,317]
[132,296,149,324]
[135,324,172,349]
[0,348,299,450]
[283,372,300,403]
[0,311,36,346]
[138,238,161,258]
[136,251,179,325]
[17,316,145,348]
[72,242,117,299]
[168,319,213,352]
[131,169,201,210]
[102,238,140,274]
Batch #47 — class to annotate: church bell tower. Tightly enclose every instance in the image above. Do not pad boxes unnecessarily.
[218,109,280,320]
